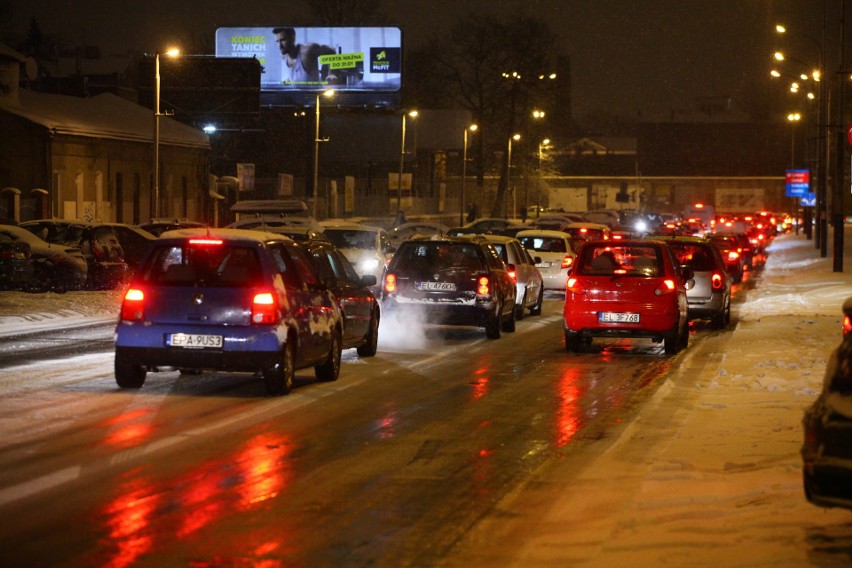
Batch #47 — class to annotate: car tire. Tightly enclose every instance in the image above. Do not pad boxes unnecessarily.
[664,322,681,355]
[711,297,730,330]
[485,301,502,339]
[316,328,342,382]
[530,287,544,316]
[356,310,379,357]
[515,290,526,320]
[564,329,583,353]
[503,302,516,333]
[264,341,295,395]
[115,354,146,389]
[678,318,689,350]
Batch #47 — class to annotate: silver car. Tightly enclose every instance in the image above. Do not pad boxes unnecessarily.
[516,229,577,291]
[479,234,544,319]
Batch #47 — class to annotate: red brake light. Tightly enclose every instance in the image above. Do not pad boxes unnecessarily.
[384,273,397,294]
[251,291,279,325]
[566,277,584,294]
[189,238,223,246]
[727,251,740,261]
[844,315,852,336]
[120,288,145,321]
[711,272,723,290]
[561,255,573,269]
[477,276,490,295]
[654,279,676,296]
[507,268,517,282]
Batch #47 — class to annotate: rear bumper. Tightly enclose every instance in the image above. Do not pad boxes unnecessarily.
[565,303,680,337]
[382,297,494,327]
[686,292,727,318]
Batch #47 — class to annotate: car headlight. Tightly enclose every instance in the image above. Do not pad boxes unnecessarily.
[359,258,380,273]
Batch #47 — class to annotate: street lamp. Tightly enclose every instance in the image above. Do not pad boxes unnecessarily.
[506,133,520,218]
[460,124,478,225]
[153,47,179,218]
[397,110,417,215]
[312,88,335,219]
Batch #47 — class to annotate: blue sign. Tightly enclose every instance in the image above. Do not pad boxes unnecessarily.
[801,192,816,207]
[786,169,810,197]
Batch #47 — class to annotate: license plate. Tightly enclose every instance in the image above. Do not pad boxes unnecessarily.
[168,333,223,348]
[416,281,457,291]
[599,312,640,323]
[536,262,552,268]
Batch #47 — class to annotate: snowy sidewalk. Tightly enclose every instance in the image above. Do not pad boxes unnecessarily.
[449,231,852,568]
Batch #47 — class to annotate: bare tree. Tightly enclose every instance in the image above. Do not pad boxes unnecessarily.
[304,0,385,25]
[408,11,557,217]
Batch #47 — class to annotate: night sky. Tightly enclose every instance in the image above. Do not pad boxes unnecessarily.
[0,0,834,119]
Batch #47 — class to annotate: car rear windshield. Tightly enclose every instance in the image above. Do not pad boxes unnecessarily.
[667,244,716,271]
[579,245,661,276]
[324,229,376,250]
[518,236,567,253]
[394,242,484,272]
[140,243,263,287]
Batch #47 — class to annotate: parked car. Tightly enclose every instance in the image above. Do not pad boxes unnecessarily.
[479,234,544,319]
[449,217,524,235]
[227,215,322,231]
[0,232,33,290]
[101,223,157,273]
[706,233,746,283]
[114,228,343,395]
[321,223,395,288]
[802,332,852,510]
[649,236,732,329]
[257,225,331,243]
[303,240,380,357]
[382,235,517,339]
[0,224,88,292]
[527,213,585,231]
[20,220,128,290]
[138,218,207,237]
[516,229,577,291]
[563,239,692,354]
[388,221,452,247]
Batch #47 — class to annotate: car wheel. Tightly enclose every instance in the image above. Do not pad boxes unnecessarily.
[710,297,730,330]
[678,318,689,350]
[316,328,342,382]
[503,300,516,333]
[514,291,526,320]
[530,287,544,316]
[564,329,583,353]
[356,310,379,357]
[485,301,502,339]
[664,322,681,355]
[115,353,146,389]
[264,341,295,395]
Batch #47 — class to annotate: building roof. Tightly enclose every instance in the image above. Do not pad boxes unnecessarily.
[0,89,209,149]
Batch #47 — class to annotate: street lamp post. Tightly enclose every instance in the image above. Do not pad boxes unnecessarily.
[535,138,550,218]
[460,124,478,225]
[506,134,520,218]
[397,110,417,216]
[312,89,335,219]
[152,48,179,219]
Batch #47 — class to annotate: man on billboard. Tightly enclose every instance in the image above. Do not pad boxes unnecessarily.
[273,27,336,87]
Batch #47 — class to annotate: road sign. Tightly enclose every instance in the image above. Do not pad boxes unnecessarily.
[801,192,816,207]
[785,169,809,196]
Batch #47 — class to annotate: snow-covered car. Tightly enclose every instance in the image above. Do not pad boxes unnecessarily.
[479,234,544,319]
[0,232,33,290]
[0,224,88,292]
[802,333,852,510]
[114,228,343,395]
[516,229,577,291]
[138,218,207,236]
[561,222,613,244]
[321,223,394,287]
[388,221,451,247]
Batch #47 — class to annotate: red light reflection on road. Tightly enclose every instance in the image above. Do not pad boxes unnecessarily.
[101,408,155,449]
[555,368,583,447]
[372,405,398,440]
[470,365,490,399]
[102,474,158,568]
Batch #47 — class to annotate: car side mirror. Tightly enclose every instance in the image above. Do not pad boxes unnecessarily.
[359,274,377,287]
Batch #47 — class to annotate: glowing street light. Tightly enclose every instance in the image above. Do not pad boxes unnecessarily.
[506,133,521,218]
[153,47,180,218]
[396,110,418,215]
[312,88,335,219]
[460,123,478,225]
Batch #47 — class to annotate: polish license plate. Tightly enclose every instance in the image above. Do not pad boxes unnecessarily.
[599,312,640,323]
[417,281,457,291]
[536,262,552,268]
[168,333,223,349]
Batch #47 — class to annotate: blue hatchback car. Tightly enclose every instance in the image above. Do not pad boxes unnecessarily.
[114,228,343,395]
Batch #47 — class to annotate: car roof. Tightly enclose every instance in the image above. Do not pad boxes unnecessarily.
[563,222,611,229]
[156,227,294,244]
[516,229,571,238]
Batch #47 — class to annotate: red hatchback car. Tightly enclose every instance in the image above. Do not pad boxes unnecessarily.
[563,240,692,355]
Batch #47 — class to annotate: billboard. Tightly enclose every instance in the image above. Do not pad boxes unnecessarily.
[215,26,401,92]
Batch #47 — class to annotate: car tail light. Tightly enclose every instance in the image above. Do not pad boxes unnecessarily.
[566,277,584,294]
[711,272,724,290]
[561,255,573,269]
[654,279,676,296]
[251,292,279,325]
[844,315,852,336]
[384,273,397,294]
[727,251,740,261]
[507,267,517,282]
[189,238,223,246]
[120,288,145,321]
[477,275,490,295]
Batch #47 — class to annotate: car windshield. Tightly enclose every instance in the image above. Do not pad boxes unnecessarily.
[580,245,660,276]
[324,229,377,250]
[667,244,715,271]
[141,242,263,287]
[395,242,483,271]
[519,236,567,253]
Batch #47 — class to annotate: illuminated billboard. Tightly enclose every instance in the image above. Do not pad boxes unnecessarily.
[215,26,401,92]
